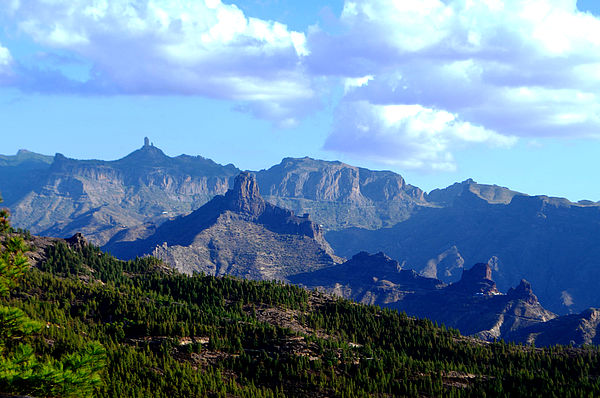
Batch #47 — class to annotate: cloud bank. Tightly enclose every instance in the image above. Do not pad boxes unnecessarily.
[312,0,600,169]
[5,0,313,126]
[325,101,516,171]
[2,0,600,170]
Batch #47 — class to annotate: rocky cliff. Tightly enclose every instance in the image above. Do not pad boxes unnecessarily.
[509,307,600,346]
[104,172,342,280]
[2,143,431,245]
[395,263,556,341]
[256,157,429,230]
[6,140,239,245]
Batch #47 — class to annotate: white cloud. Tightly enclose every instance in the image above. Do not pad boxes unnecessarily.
[3,0,600,170]
[325,101,516,171]
[312,0,600,169]
[0,44,10,65]
[344,74,373,93]
[0,42,13,77]
[5,0,313,125]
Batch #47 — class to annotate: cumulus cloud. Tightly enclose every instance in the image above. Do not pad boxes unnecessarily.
[325,101,516,171]
[2,0,600,170]
[313,0,600,168]
[4,0,314,125]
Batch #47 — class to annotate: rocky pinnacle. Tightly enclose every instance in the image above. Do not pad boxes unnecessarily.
[224,172,266,216]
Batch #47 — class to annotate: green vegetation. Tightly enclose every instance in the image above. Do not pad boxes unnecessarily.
[2,207,600,396]
[0,200,105,397]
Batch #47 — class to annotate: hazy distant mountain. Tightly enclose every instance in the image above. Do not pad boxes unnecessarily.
[256,157,429,230]
[1,141,431,245]
[3,140,240,245]
[426,178,525,205]
[327,185,600,314]
[0,149,53,206]
[104,172,342,280]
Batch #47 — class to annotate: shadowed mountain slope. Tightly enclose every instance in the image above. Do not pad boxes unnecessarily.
[427,178,525,205]
[510,307,600,346]
[395,264,557,341]
[289,251,445,307]
[104,172,342,280]
[327,187,600,314]
[0,149,54,206]
[290,255,556,342]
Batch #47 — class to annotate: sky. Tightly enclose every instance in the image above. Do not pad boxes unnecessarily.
[1,0,600,201]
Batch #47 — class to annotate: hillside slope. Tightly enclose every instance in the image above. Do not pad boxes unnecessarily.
[104,172,342,280]
[6,232,600,397]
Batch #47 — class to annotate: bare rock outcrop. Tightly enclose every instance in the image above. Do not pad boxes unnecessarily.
[104,172,341,281]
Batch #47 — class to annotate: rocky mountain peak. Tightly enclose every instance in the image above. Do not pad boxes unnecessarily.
[118,139,168,164]
[462,262,493,282]
[224,172,266,216]
[507,279,538,305]
[451,262,499,295]
[426,178,524,206]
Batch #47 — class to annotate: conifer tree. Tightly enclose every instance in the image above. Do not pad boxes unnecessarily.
[0,196,106,397]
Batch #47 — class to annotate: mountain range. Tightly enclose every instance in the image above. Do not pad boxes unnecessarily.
[290,252,559,344]
[1,139,428,246]
[327,184,600,313]
[99,171,600,346]
[2,139,600,317]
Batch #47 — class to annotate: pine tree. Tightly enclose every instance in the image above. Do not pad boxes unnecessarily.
[0,196,106,397]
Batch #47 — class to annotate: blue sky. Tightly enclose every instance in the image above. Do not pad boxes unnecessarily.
[1,0,600,201]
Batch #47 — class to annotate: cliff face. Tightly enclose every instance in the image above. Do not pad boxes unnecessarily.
[2,145,430,245]
[256,157,429,230]
[7,141,239,245]
[104,172,342,281]
[396,263,556,341]
[509,308,600,346]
